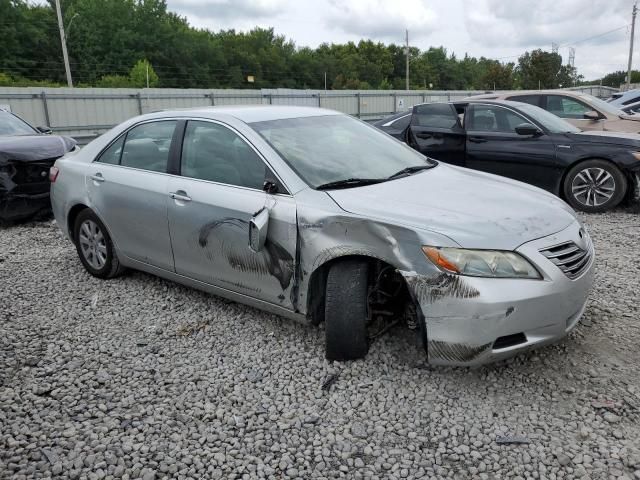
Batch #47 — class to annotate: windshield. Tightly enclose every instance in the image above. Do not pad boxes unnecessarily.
[577,94,626,116]
[0,110,38,136]
[517,104,581,133]
[251,115,434,188]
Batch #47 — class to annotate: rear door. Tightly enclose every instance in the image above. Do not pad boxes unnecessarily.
[464,104,560,191]
[167,119,298,308]
[407,103,466,166]
[87,120,179,271]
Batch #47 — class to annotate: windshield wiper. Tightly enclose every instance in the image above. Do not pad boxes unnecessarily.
[316,178,384,190]
[386,164,436,180]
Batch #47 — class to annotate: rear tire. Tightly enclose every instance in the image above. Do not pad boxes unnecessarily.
[324,260,370,361]
[73,209,124,279]
[563,160,627,213]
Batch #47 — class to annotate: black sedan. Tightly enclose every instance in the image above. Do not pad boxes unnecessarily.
[374,100,640,212]
[0,109,76,223]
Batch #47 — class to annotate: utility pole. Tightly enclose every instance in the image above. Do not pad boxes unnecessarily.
[324,72,327,91]
[55,0,73,87]
[627,2,637,90]
[405,29,410,90]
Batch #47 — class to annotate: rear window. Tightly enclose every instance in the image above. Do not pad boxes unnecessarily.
[506,95,541,107]
[411,104,458,129]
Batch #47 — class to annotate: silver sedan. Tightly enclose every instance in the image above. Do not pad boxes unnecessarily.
[50,106,594,366]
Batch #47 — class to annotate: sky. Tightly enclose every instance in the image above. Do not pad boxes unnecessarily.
[166,0,638,81]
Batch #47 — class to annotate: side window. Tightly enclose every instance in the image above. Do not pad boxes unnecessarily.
[411,104,459,129]
[506,94,541,107]
[96,136,124,165]
[181,120,266,190]
[391,114,411,130]
[545,96,590,119]
[468,105,529,133]
[120,121,177,173]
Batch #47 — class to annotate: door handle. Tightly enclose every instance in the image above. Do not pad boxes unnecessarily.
[90,173,105,183]
[416,133,432,139]
[469,137,487,143]
[169,191,192,202]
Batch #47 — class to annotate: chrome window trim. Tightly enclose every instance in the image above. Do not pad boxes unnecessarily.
[92,116,293,196]
[381,113,411,127]
[93,117,182,167]
[179,117,293,196]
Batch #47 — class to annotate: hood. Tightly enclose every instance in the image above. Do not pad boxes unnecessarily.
[327,164,577,250]
[0,135,77,163]
[568,130,640,147]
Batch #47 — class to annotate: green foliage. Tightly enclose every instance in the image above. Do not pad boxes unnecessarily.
[0,0,608,91]
[0,71,63,87]
[587,70,640,87]
[515,49,579,89]
[129,59,159,87]
[95,74,132,88]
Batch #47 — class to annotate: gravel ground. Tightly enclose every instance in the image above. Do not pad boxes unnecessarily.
[1,209,640,480]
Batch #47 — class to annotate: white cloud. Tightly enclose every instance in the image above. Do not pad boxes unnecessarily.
[324,0,438,40]
[166,0,638,79]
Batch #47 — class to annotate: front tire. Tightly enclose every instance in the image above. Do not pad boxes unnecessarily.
[563,160,627,213]
[324,260,370,361]
[73,209,124,278]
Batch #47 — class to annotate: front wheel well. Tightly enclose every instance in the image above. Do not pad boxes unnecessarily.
[306,255,418,328]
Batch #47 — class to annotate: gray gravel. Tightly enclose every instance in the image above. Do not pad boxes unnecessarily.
[1,210,640,479]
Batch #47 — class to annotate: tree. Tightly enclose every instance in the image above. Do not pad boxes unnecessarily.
[129,59,159,87]
[1,0,593,90]
[516,49,573,89]
[96,74,131,88]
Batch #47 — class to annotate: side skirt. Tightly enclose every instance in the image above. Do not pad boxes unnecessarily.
[119,253,310,325]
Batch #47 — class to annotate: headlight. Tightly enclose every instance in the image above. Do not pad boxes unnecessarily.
[422,246,541,279]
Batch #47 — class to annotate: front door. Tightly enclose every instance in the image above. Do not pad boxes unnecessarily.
[407,103,466,166]
[464,104,560,192]
[543,94,605,131]
[87,120,178,271]
[167,119,298,308]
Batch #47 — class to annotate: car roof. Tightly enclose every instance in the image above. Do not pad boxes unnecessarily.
[470,90,595,100]
[147,105,342,124]
[414,99,532,109]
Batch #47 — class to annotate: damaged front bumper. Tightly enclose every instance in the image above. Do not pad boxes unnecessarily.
[403,221,594,366]
[0,161,56,223]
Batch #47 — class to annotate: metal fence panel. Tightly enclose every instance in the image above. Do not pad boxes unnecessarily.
[0,86,620,144]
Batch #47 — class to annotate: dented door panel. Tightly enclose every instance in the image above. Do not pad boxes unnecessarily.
[167,177,298,308]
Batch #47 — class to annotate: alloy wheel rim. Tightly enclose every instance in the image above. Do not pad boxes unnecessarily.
[79,220,107,270]
[571,167,615,207]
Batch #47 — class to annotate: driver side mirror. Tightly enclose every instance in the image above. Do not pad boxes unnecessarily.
[249,208,269,252]
[583,110,601,121]
[515,123,542,136]
[37,126,52,134]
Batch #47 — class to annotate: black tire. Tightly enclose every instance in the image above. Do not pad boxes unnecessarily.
[563,160,627,213]
[73,209,124,279]
[324,260,370,361]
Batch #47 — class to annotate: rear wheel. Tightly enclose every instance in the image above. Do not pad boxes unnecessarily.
[563,160,627,213]
[73,209,124,278]
[324,260,370,361]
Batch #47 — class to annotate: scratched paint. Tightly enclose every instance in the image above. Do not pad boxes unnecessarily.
[198,216,294,290]
[428,340,493,363]
[403,272,480,305]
